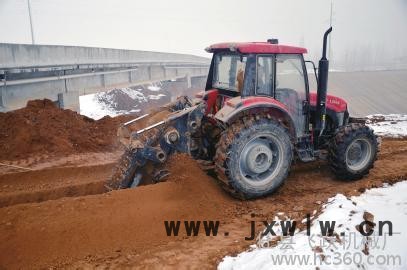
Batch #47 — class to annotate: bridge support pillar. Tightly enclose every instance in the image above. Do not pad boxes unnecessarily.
[185,74,191,88]
[58,91,80,112]
[0,86,4,111]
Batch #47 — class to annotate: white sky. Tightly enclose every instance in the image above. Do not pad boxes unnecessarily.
[0,0,406,69]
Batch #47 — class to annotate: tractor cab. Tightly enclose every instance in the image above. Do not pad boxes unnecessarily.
[204,41,310,138]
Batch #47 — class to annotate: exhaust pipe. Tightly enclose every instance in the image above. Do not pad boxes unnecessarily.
[315,27,333,142]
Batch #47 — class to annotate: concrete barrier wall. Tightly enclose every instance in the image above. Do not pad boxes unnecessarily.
[0,43,210,69]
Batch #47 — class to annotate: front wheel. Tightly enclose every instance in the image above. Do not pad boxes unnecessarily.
[329,123,378,180]
[214,116,293,199]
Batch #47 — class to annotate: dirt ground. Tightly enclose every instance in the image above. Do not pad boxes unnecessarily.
[0,103,406,269]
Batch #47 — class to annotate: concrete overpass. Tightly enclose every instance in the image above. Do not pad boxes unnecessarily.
[0,43,210,111]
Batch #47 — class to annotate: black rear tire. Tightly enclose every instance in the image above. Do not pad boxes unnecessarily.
[214,116,293,199]
[329,123,378,180]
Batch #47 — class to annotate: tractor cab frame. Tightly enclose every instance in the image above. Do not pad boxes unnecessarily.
[202,29,348,161]
[206,49,311,137]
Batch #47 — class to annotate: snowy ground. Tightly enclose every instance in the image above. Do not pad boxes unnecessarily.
[219,117,407,270]
[79,83,165,120]
[366,114,407,138]
[219,182,407,270]
[80,92,129,120]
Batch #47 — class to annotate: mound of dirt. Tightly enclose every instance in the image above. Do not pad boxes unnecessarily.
[0,99,133,160]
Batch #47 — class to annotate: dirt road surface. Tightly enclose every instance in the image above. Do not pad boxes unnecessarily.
[0,138,406,269]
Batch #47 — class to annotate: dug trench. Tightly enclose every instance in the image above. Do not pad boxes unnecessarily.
[0,99,173,207]
[0,164,113,207]
[0,138,406,269]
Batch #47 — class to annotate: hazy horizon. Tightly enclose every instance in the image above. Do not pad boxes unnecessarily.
[1,0,406,70]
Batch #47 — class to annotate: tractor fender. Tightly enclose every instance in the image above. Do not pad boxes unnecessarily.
[214,96,297,138]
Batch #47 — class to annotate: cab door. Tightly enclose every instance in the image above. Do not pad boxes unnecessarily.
[274,54,309,136]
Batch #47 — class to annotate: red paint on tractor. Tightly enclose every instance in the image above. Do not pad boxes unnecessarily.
[204,89,219,114]
[309,92,347,112]
[208,42,307,54]
[241,96,289,111]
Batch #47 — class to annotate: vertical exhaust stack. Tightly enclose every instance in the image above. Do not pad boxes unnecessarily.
[315,27,333,143]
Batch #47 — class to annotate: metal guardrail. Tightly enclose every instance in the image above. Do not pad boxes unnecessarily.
[0,62,210,73]
[0,63,209,86]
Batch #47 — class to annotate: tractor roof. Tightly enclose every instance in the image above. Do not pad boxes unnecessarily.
[206,42,307,54]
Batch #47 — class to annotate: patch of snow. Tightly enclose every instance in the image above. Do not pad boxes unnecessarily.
[79,87,155,120]
[351,182,407,270]
[121,88,148,102]
[219,181,407,270]
[129,109,141,113]
[366,114,407,138]
[147,94,166,100]
[79,93,125,120]
[147,84,162,92]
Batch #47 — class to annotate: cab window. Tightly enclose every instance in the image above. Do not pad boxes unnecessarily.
[213,54,247,92]
[256,56,273,96]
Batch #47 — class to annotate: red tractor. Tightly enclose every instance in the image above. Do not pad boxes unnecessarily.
[109,28,378,199]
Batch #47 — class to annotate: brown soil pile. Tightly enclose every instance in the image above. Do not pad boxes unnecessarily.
[0,99,133,160]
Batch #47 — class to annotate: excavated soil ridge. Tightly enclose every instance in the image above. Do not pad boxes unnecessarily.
[0,99,133,160]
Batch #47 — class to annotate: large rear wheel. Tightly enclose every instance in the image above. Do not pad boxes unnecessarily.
[214,116,293,199]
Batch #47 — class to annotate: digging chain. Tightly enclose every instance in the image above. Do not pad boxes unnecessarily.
[107,98,195,190]
[107,125,165,190]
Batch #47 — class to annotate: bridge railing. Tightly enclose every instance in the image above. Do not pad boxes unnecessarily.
[0,43,210,112]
